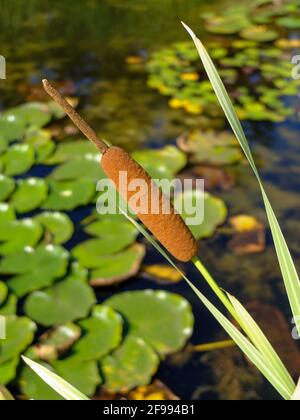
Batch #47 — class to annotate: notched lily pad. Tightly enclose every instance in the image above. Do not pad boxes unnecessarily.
[35,211,74,245]
[0,245,69,297]
[177,130,243,166]
[90,244,146,286]
[0,175,15,201]
[46,140,100,165]
[71,305,123,361]
[240,25,279,42]
[43,179,95,211]
[106,290,194,356]
[0,357,20,386]
[0,315,36,364]
[0,216,43,256]
[10,178,48,213]
[24,275,96,326]
[52,357,101,397]
[132,146,187,180]
[101,336,159,393]
[2,144,35,176]
[49,156,103,182]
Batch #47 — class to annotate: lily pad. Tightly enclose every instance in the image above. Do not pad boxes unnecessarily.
[101,336,159,393]
[52,357,101,397]
[72,229,139,269]
[277,16,300,29]
[3,103,52,129]
[43,179,95,211]
[0,245,69,297]
[84,213,138,243]
[0,117,26,143]
[0,217,43,256]
[49,156,103,182]
[25,128,56,163]
[0,203,15,222]
[206,16,249,35]
[46,140,100,165]
[24,276,96,326]
[20,363,63,400]
[35,212,74,245]
[0,175,15,201]
[174,190,228,240]
[0,357,19,385]
[106,290,194,356]
[71,305,123,361]
[240,25,279,42]
[10,178,48,213]
[0,294,18,316]
[132,146,187,180]
[2,144,35,176]
[90,244,145,286]
[0,281,8,305]
[0,316,36,363]
[177,130,243,166]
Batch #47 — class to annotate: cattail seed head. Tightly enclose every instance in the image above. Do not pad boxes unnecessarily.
[101,147,198,262]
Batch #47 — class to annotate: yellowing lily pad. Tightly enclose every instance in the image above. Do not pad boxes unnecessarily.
[106,290,194,356]
[71,305,123,361]
[43,179,95,211]
[10,178,48,213]
[24,276,96,326]
[35,212,74,245]
[0,245,69,297]
[240,25,279,42]
[101,336,159,393]
[174,190,228,240]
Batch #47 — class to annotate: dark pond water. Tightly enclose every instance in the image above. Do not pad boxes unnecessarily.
[1,0,300,400]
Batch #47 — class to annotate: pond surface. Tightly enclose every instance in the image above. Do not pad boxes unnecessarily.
[0,0,300,400]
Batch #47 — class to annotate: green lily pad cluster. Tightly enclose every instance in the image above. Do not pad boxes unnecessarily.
[0,99,197,399]
[18,290,194,399]
[147,0,300,122]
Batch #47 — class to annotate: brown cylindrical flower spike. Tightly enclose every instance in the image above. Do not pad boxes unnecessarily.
[43,80,198,262]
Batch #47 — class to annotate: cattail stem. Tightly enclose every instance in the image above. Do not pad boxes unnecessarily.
[42,79,108,154]
[192,339,236,353]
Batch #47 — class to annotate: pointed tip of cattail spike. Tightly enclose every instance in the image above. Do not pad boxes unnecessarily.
[181,21,196,40]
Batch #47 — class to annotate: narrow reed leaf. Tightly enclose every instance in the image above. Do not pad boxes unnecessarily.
[21,357,89,400]
[182,22,300,336]
[228,293,295,394]
[120,209,293,399]
[291,379,300,401]
[0,385,14,400]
